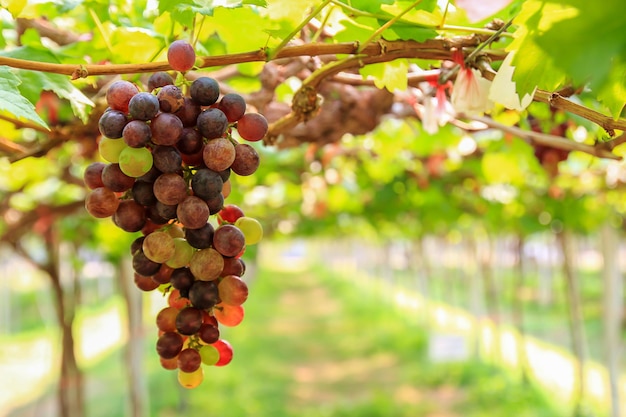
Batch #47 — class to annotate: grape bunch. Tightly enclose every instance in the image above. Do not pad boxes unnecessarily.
[83,40,267,389]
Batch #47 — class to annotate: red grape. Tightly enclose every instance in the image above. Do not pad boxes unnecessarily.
[168,40,196,72]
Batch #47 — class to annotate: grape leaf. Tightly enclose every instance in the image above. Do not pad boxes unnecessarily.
[0,46,94,122]
[509,0,626,118]
[207,7,277,53]
[595,60,626,120]
[359,59,408,93]
[508,1,570,97]
[0,66,48,129]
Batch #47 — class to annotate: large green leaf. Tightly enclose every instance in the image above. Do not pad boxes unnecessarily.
[0,46,94,123]
[0,66,48,129]
[509,0,626,117]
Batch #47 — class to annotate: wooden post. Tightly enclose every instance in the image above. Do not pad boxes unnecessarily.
[600,224,622,417]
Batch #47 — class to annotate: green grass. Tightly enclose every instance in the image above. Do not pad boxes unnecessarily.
[10,261,565,417]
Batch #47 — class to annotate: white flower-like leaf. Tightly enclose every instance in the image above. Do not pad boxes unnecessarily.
[488,51,536,111]
[451,68,494,115]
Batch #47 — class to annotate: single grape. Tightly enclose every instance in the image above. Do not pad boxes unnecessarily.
[174,98,202,127]
[237,112,268,142]
[218,275,248,306]
[131,181,157,206]
[189,248,224,281]
[122,120,152,148]
[98,137,128,163]
[157,85,185,113]
[177,196,210,230]
[151,112,184,146]
[99,109,128,139]
[113,199,146,232]
[197,108,228,140]
[118,146,154,178]
[206,193,225,215]
[156,331,184,359]
[218,204,244,224]
[178,348,202,373]
[235,216,263,245]
[175,307,203,335]
[155,200,178,220]
[85,187,119,218]
[230,143,260,176]
[152,145,183,174]
[153,173,188,205]
[177,367,203,389]
[202,138,235,172]
[197,323,220,344]
[221,257,245,277]
[129,92,160,121]
[83,162,106,189]
[160,356,178,370]
[134,273,160,291]
[190,77,219,106]
[130,236,145,256]
[185,223,215,249]
[143,230,176,263]
[168,288,191,309]
[133,253,161,278]
[152,263,175,285]
[102,163,135,192]
[106,80,139,114]
[213,304,244,327]
[199,344,219,366]
[177,127,204,155]
[218,93,246,122]
[166,238,196,269]
[190,168,223,201]
[212,339,234,366]
[168,40,196,72]
[188,279,219,310]
[170,267,195,292]
[213,224,246,257]
[156,306,179,332]
[148,71,174,92]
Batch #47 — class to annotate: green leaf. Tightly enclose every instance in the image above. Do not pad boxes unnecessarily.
[381,1,441,27]
[0,66,48,129]
[207,6,277,53]
[595,60,626,119]
[508,1,569,97]
[0,46,94,122]
[359,59,408,92]
[334,16,380,44]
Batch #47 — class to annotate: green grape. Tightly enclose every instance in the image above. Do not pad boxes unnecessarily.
[118,146,154,177]
[99,137,128,163]
[199,344,219,366]
[234,216,263,245]
[165,237,196,268]
[189,248,224,281]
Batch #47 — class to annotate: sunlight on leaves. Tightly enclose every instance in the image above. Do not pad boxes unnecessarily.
[359,60,408,93]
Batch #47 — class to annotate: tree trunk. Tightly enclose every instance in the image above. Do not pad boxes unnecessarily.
[117,257,149,417]
[557,230,586,417]
[600,224,622,417]
[512,234,530,382]
[46,229,83,417]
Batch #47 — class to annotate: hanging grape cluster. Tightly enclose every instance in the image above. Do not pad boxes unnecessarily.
[83,40,266,389]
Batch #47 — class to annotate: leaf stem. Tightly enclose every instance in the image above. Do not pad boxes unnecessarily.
[269,0,333,60]
[358,0,424,53]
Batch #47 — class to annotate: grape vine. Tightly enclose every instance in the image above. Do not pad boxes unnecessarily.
[83,40,266,389]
